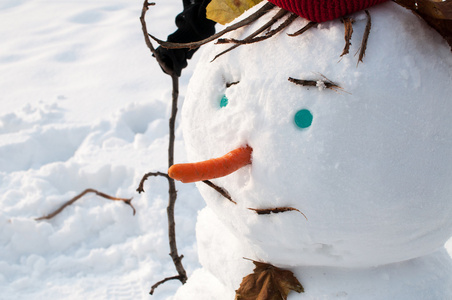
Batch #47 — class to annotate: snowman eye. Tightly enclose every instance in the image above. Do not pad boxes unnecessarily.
[219,81,238,108]
[294,109,313,129]
[220,94,229,108]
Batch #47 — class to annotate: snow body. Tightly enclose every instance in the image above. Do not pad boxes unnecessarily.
[174,1,452,299]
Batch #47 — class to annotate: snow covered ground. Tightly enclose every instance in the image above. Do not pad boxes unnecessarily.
[1,0,204,299]
[1,1,452,300]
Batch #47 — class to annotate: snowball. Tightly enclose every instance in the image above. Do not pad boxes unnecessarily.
[181,1,452,270]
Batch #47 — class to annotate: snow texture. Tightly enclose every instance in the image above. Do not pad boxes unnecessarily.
[1,0,203,299]
[1,0,452,300]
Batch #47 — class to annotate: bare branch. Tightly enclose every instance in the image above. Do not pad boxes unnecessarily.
[166,73,187,284]
[357,10,371,66]
[140,1,174,76]
[287,21,316,37]
[139,0,187,290]
[216,12,298,45]
[202,180,237,204]
[149,274,185,295]
[212,8,289,61]
[136,171,169,194]
[148,2,276,50]
[36,189,135,221]
[340,17,354,57]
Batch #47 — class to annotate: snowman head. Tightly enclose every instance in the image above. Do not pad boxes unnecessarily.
[176,2,452,267]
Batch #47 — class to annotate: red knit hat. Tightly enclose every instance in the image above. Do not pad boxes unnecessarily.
[267,0,389,22]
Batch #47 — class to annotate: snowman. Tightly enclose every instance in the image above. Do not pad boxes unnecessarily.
[165,0,452,299]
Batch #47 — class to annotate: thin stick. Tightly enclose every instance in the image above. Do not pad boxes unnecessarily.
[36,189,135,221]
[216,13,298,45]
[202,180,237,204]
[287,21,316,37]
[136,172,169,194]
[212,8,289,61]
[148,2,276,50]
[149,275,184,295]
[139,0,187,289]
[166,73,187,284]
[140,1,173,75]
[357,10,371,65]
[340,17,353,57]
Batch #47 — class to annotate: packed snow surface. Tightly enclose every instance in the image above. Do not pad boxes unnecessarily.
[183,0,452,267]
[1,0,203,299]
[1,0,452,300]
[176,1,452,299]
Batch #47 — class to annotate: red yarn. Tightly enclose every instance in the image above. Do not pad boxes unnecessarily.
[267,0,389,22]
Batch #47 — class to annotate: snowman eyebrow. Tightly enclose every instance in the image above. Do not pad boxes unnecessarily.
[288,76,341,92]
[226,81,239,88]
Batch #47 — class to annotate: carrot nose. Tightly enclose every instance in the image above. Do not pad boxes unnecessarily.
[168,145,253,183]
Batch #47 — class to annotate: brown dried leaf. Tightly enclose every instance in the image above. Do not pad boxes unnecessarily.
[396,0,452,20]
[235,260,304,300]
[394,0,452,49]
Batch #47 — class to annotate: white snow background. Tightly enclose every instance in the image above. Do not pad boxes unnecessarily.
[0,0,204,299]
[1,1,452,300]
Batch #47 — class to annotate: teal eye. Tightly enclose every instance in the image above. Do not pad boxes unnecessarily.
[220,94,229,108]
[294,109,313,129]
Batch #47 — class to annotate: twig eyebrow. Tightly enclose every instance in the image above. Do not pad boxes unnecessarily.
[226,81,240,88]
[288,76,341,90]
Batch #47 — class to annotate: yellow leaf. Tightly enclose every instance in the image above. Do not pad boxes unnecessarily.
[206,0,263,25]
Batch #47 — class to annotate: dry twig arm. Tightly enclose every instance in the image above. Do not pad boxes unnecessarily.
[36,189,135,221]
[139,0,187,292]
